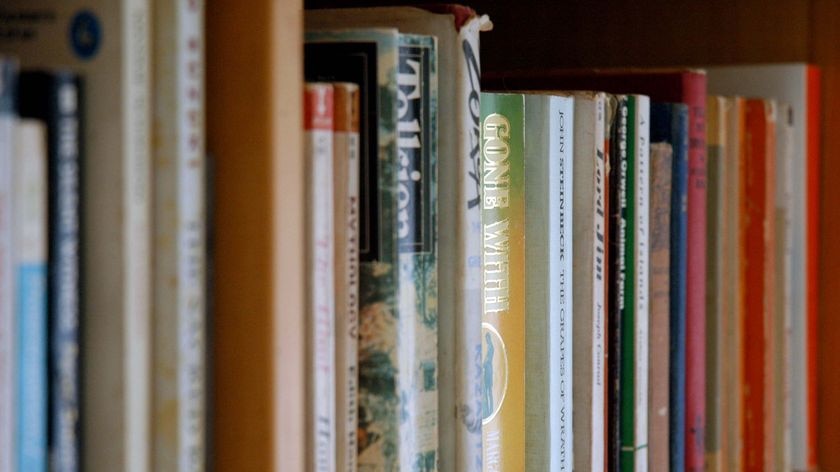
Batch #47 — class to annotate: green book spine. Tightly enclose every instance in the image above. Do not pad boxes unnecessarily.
[395,33,439,471]
[619,96,636,471]
[480,93,526,472]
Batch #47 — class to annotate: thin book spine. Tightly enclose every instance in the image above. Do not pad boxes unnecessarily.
[0,58,16,472]
[633,95,650,472]
[152,0,206,469]
[304,83,336,472]
[14,120,48,472]
[480,93,525,472]
[332,82,360,472]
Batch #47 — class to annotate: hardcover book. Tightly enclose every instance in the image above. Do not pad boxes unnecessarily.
[480,92,525,472]
[13,119,48,472]
[570,91,609,472]
[332,82,360,472]
[648,140,673,472]
[523,93,574,472]
[16,70,82,472]
[304,83,337,472]
[707,64,820,470]
[484,70,708,470]
[151,0,206,469]
[305,8,491,469]
[650,101,690,472]
[304,28,402,471]
[0,58,16,472]
[0,3,152,470]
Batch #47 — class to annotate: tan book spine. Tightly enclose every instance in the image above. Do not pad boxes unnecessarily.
[332,83,360,472]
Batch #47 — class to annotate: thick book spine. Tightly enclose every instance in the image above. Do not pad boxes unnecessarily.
[607,96,628,472]
[17,70,83,472]
[571,92,607,472]
[523,94,574,472]
[14,120,48,472]
[651,102,689,472]
[396,34,439,471]
[648,141,673,472]
[152,0,206,469]
[332,82,360,472]
[304,83,336,472]
[705,95,726,472]
[0,58,16,472]
[480,93,525,472]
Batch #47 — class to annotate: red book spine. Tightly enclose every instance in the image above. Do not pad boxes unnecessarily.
[806,66,820,469]
[682,73,707,472]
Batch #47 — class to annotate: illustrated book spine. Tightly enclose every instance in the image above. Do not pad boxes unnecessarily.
[480,93,525,472]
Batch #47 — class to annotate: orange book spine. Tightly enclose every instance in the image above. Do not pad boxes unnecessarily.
[805,66,820,470]
[741,99,776,472]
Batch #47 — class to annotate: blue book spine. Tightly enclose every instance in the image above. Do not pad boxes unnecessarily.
[18,71,82,472]
[16,263,48,471]
[651,102,689,472]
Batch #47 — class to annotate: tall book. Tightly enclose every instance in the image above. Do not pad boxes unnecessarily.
[650,102,689,472]
[16,70,82,472]
[0,4,152,470]
[304,8,491,469]
[648,140,673,472]
[741,99,777,472]
[0,58,16,472]
[522,93,574,472]
[303,29,401,470]
[484,70,708,470]
[706,64,820,470]
[722,97,746,472]
[331,82,360,472]
[152,0,206,469]
[480,93,525,472]
[207,0,306,469]
[14,119,48,472]
[304,83,336,472]
[570,91,609,472]
[705,95,727,472]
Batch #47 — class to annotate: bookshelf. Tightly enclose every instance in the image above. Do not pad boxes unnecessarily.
[303,0,840,468]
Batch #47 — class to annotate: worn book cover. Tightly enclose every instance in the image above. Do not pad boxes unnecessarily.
[14,120,48,472]
[648,140,673,472]
[304,29,401,471]
[332,82,360,472]
[651,101,689,472]
[522,93,574,472]
[480,93,525,472]
[17,70,82,472]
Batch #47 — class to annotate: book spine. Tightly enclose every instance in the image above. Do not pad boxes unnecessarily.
[332,83,359,472]
[648,141,672,472]
[633,95,650,472]
[153,0,206,469]
[591,95,608,472]
[14,120,48,472]
[805,66,820,471]
[683,74,708,472]
[669,104,689,472]
[523,95,574,472]
[395,35,438,471]
[705,96,726,472]
[48,73,82,472]
[454,17,484,472]
[0,58,16,472]
[608,96,628,472]
[123,0,152,470]
[762,101,778,470]
[480,93,525,472]
[304,83,336,472]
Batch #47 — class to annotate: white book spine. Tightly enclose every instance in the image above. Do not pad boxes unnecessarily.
[634,96,650,472]
[153,0,205,469]
[0,61,16,472]
[305,84,336,472]
[13,120,48,472]
[123,1,152,470]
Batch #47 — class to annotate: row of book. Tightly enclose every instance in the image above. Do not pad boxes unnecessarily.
[0,1,204,471]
